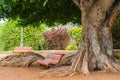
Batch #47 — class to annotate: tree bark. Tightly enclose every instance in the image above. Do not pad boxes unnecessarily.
[70,0,120,74]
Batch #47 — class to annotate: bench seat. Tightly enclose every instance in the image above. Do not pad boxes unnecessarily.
[36,53,64,67]
[14,47,32,53]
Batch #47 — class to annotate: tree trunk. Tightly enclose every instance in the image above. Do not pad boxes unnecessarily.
[70,0,120,74]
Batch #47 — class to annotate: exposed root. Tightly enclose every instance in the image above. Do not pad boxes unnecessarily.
[70,49,89,75]
[96,53,120,73]
[104,60,120,73]
[39,66,71,78]
[0,53,45,67]
[69,49,120,75]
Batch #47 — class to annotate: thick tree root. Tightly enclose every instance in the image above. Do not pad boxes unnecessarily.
[70,49,90,74]
[70,50,120,75]
[0,53,45,67]
[98,54,120,73]
[39,66,71,78]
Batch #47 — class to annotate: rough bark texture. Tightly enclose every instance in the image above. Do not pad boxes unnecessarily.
[70,0,120,74]
[0,53,45,67]
[0,51,76,67]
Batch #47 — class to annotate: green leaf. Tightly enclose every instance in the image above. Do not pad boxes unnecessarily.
[43,0,48,7]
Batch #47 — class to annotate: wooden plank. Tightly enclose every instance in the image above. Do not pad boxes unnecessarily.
[14,47,32,53]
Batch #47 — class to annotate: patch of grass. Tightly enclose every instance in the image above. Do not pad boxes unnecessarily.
[113,52,120,59]
[69,71,80,76]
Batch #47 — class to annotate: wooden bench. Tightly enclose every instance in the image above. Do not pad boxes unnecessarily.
[14,47,32,53]
[36,53,64,67]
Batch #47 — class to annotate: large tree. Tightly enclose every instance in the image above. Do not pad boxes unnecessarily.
[70,0,120,74]
[0,0,120,74]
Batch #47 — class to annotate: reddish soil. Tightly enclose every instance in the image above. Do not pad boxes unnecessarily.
[0,53,120,80]
[0,66,120,80]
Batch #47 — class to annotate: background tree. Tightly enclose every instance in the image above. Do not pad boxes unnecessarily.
[0,0,81,26]
[0,0,120,74]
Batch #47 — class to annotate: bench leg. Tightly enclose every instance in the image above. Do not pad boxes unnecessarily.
[48,64,56,69]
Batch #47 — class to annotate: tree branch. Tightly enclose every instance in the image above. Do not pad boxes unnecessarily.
[72,0,80,7]
[100,0,115,12]
[82,0,115,13]
[72,0,95,12]
[108,0,120,27]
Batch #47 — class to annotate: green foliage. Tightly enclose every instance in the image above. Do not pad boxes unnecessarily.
[0,0,81,26]
[112,14,120,49]
[0,20,20,51]
[68,26,82,49]
[113,52,120,59]
[0,20,48,51]
[23,24,48,50]
[65,45,76,50]
[69,71,80,76]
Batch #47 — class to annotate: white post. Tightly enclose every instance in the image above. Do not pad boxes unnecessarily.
[20,26,24,47]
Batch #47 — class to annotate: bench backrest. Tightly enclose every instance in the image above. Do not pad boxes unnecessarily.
[46,53,64,64]
[14,47,32,52]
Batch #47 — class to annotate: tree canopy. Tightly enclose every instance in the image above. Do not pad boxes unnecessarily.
[0,0,81,26]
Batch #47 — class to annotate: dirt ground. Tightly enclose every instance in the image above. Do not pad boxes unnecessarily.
[0,53,120,80]
[0,66,119,80]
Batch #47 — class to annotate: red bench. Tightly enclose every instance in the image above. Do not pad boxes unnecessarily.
[36,53,64,67]
[14,47,32,53]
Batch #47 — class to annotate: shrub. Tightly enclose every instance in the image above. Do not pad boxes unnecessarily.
[113,52,120,59]
[43,28,70,50]
[112,15,120,49]
[0,20,20,51]
[67,26,82,49]
[0,20,48,51]
[65,45,76,50]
